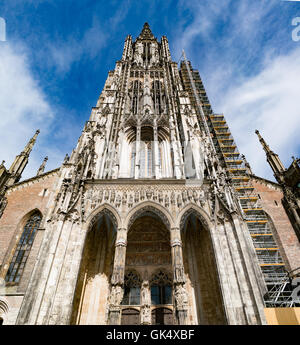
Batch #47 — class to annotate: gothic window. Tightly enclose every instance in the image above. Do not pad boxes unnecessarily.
[146,142,153,177]
[143,42,151,64]
[151,81,164,114]
[131,80,141,115]
[132,95,138,114]
[5,211,42,284]
[139,142,146,178]
[150,271,172,305]
[138,127,155,178]
[121,271,141,305]
[139,141,154,178]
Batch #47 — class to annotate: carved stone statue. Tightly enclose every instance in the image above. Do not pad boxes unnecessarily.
[134,42,143,65]
[141,305,151,325]
[109,285,124,306]
[141,281,151,306]
[174,284,188,309]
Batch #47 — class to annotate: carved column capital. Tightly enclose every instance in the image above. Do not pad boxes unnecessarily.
[115,239,127,247]
[170,239,182,247]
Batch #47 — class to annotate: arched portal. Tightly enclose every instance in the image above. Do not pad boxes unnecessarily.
[120,208,175,324]
[70,210,117,324]
[180,209,227,325]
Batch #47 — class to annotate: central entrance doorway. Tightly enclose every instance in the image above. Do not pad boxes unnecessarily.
[120,209,174,325]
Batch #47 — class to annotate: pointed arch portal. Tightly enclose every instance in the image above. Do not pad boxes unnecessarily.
[180,209,227,324]
[120,208,175,325]
[71,210,117,325]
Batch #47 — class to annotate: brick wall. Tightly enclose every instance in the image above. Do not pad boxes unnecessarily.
[0,170,59,293]
[251,177,300,271]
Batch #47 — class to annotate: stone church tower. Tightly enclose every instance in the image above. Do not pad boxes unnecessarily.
[0,23,299,325]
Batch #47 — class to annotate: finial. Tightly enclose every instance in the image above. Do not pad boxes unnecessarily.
[255,129,260,137]
[63,153,70,164]
[36,156,48,176]
[255,129,270,152]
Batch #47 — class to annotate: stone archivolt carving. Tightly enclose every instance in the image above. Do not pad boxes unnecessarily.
[88,208,118,232]
[84,185,208,225]
[179,207,208,231]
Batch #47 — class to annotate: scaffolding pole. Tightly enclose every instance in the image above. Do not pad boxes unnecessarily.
[182,50,217,155]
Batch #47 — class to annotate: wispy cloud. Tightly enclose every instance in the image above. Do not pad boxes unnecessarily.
[0,42,56,179]
[172,0,299,180]
[218,47,300,180]
[0,42,68,179]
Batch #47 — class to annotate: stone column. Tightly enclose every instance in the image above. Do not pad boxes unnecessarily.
[108,228,127,325]
[153,121,160,179]
[170,227,188,325]
[135,125,141,178]
[140,280,151,325]
[169,117,182,179]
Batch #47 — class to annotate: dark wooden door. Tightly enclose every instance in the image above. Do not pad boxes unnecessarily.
[121,308,140,325]
[151,308,174,325]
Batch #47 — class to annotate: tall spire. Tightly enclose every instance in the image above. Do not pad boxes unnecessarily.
[137,22,155,40]
[23,129,40,155]
[255,129,285,180]
[8,129,40,184]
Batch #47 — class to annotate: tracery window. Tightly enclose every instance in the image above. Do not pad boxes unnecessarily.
[131,80,142,115]
[5,211,42,284]
[139,141,154,178]
[150,271,172,305]
[121,271,141,305]
[151,81,164,114]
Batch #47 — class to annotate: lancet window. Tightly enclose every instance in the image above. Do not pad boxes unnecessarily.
[151,80,164,114]
[130,80,142,115]
[150,271,172,305]
[5,211,42,284]
[122,271,142,306]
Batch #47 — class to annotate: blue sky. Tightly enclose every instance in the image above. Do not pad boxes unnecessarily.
[0,0,299,181]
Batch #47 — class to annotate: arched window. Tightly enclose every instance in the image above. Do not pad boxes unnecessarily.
[151,81,165,114]
[139,141,154,178]
[131,80,141,115]
[121,271,141,305]
[5,211,42,284]
[150,271,172,305]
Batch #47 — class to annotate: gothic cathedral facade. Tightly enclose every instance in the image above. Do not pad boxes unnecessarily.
[0,23,299,325]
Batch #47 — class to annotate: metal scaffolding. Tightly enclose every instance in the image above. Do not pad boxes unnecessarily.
[179,54,293,303]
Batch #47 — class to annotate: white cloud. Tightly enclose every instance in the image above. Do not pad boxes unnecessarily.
[217,46,300,181]
[172,0,299,181]
[0,42,56,179]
